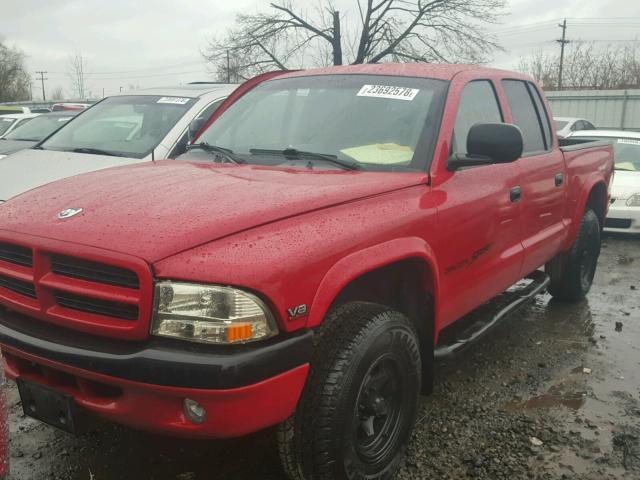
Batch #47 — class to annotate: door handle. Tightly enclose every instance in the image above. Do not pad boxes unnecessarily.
[555,173,564,187]
[510,186,522,203]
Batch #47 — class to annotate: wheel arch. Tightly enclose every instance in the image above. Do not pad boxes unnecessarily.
[308,238,440,394]
[565,177,609,250]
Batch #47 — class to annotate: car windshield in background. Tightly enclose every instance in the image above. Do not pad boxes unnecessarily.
[576,136,640,171]
[3,114,75,142]
[555,120,568,129]
[0,118,17,136]
[196,75,447,171]
[40,95,197,158]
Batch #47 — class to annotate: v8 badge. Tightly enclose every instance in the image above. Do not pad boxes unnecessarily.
[287,304,307,320]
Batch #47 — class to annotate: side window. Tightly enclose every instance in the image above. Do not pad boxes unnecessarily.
[570,122,578,131]
[453,80,502,154]
[169,99,224,158]
[195,99,224,126]
[501,80,546,154]
[585,121,595,130]
[527,82,552,149]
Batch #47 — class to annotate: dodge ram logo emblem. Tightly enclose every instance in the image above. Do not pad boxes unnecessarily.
[57,208,83,219]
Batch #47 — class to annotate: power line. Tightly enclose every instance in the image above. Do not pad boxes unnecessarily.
[35,71,48,101]
[492,18,640,36]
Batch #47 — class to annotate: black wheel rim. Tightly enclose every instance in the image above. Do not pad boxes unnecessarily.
[352,355,404,467]
[579,225,599,291]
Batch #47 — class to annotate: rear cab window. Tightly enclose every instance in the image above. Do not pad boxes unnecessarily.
[501,80,552,155]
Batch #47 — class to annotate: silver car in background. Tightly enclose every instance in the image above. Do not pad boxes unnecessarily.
[0,83,236,202]
[554,116,596,138]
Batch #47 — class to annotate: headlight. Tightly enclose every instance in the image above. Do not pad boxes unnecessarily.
[151,281,278,344]
[627,194,640,207]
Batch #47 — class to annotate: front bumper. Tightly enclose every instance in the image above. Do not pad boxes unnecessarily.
[0,307,311,438]
[605,201,640,233]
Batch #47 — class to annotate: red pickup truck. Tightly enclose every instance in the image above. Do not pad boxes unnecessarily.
[0,64,613,479]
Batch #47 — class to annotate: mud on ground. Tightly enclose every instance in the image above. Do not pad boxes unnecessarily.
[3,235,640,480]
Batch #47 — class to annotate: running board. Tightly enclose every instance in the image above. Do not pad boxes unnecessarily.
[434,270,550,359]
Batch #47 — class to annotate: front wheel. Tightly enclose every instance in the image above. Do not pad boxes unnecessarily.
[546,208,601,301]
[277,302,422,480]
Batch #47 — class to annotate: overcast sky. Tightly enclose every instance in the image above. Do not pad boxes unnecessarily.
[1,0,640,100]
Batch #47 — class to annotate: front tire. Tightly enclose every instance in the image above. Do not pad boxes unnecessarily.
[546,209,601,301]
[278,302,422,480]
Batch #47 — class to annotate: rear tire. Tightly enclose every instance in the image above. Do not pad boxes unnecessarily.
[277,302,422,480]
[546,209,601,301]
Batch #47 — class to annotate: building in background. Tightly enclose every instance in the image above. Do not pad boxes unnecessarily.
[546,89,640,132]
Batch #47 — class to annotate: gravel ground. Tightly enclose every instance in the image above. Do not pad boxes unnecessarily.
[2,234,639,480]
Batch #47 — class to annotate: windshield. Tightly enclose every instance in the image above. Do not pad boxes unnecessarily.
[0,118,17,136]
[40,95,196,158]
[555,120,569,130]
[579,136,640,171]
[3,114,74,142]
[195,74,447,171]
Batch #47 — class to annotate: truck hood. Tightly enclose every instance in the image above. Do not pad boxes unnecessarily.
[0,160,425,263]
[0,148,146,201]
[612,170,640,199]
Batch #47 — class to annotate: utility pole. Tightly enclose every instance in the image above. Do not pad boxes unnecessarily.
[556,19,570,90]
[226,50,230,83]
[35,71,48,101]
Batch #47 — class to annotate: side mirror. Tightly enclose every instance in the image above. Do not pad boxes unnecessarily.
[447,123,524,171]
[188,117,206,143]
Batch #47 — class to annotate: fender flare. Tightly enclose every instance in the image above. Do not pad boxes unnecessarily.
[564,174,608,250]
[307,237,442,335]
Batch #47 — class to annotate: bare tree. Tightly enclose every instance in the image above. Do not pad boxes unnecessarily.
[204,0,506,80]
[67,51,88,99]
[518,40,640,90]
[50,85,64,100]
[0,40,31,102]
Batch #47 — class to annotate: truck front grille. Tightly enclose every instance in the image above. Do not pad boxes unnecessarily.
[0,242,33,267]
[0,237,153,340]
[0,274,36,298]
[51,255,140,289]
[54,291,139,321]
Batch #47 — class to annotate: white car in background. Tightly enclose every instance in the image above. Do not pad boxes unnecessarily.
[0,113,40,138]
[555,117,596,138]
[0,83,237,202]
[567,130,640,233]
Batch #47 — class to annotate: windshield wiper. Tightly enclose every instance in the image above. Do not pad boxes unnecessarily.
[71,147,124,157]
[186,142,245,164]
[250,148,361,170]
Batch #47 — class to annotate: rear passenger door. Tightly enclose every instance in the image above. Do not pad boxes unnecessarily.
[501,79,566,276]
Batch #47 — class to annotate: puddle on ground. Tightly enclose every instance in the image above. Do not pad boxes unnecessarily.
[505,382,587,412]
[617,254,635,266]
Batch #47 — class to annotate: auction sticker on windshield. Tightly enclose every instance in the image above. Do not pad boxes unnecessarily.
[157,97,191,105]
[357,85,419,101]
[618,139,640,145]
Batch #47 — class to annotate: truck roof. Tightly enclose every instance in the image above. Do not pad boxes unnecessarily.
[123,83,238,99]
[276,62,532,82]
